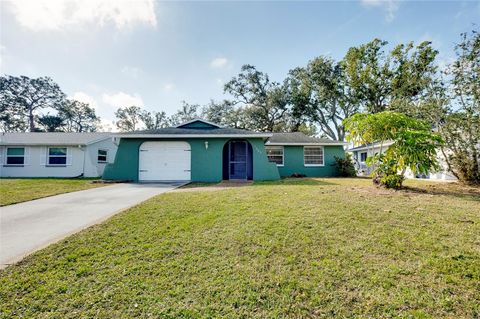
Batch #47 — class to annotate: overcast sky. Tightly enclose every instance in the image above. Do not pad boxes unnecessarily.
[1,0,479,130]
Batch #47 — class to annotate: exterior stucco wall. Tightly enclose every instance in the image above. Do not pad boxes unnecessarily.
[102,137,280,182]
[83,138,118,177]
[0,138,117,178]
[0,145,84,178]
[275,145,345,177]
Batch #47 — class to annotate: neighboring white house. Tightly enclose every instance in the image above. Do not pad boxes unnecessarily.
[0,132,118,178]
[348,141,457,181]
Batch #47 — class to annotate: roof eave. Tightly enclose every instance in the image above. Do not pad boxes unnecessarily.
[85,136,115,145]
[117,133,273,139]
[266,142,347,146]
[0,142,88,146]
[348,141,394,152]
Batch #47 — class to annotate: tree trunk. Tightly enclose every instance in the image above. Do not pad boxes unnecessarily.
[29,107,35,132]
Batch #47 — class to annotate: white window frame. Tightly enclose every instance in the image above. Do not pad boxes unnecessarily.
[5,147,25,166]
[360,152,368,163]
[47,147,68,166]
[265,146,284,166]
[97,149,108,163]
[303,146,324,167]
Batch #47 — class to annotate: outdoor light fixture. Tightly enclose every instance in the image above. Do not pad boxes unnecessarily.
[205,141,209,150]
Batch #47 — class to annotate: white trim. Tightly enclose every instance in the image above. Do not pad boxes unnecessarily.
[97,148,108,163]
[175,118,222,128]
[348,141,394,152]
[118,133,273,138]
[266,142,346,146]
[85,136,114,145]
[24,147,30,166]
[265,145,284,166]
[5,146,26,166]
[303,145,325,167]
[0,136,112,147]
[47,146,68,166]
[359,151,368,164]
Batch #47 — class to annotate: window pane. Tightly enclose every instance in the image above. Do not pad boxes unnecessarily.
[305,156,323,165]
[7,156,24,165]
[268,156,283,165]
[304,147,323,165]
[266,149,282,156]
[266,147,283,165]
[49,148,67,156]
[360,152,367,162]
[98,149,108,162]
[49,156,67,165]
[304,148,322,155]
[7,148,25,156]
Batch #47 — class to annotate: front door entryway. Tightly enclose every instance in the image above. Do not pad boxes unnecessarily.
[229,141,248,180]
[223,140,253,180]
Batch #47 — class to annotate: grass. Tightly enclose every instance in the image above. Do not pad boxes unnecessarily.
[0,178,479,318]
[0,178,104,206]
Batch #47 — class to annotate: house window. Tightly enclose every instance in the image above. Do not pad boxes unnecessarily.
[304,146,324,166]
[265,146,284,166]
[97,149,108,163]
[48,147,67,165]
[360,152,368,162]
[6,147,25,165]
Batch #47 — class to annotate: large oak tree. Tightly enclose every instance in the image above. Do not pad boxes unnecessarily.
[0,76,66,132]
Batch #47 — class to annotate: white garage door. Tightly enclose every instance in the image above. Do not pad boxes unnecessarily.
[139,141,191,181]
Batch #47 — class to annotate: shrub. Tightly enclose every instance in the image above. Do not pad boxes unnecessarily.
[334,154,356,177]
[344,111,443,189]
[380,174,405,189]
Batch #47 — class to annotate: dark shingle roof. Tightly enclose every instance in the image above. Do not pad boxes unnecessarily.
[127,127,259,135]
[266,132,344,145]
[120,119,265,137]
[119,126,272,138]
[0,132,113,146]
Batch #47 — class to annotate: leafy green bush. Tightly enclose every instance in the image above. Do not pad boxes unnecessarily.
[334,154,356,177]
[380,174,405,189]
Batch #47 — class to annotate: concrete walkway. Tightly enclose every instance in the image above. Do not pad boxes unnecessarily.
[0,183,181,268]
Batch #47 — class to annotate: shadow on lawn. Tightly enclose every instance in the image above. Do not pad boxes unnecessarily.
[253,178,337,186]
[403,183,480,202]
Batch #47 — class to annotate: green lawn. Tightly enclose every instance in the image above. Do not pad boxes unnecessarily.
[0,178,104,206]
[0,178,479,318]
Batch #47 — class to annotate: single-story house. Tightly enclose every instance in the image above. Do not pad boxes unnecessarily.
[0,132,118,178]
[348,141,457,181]
[103,119,346,182]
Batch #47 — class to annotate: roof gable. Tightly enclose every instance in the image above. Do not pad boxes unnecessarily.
[175,119,221,129]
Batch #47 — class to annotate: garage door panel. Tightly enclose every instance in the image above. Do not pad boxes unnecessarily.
[139,141,191,181]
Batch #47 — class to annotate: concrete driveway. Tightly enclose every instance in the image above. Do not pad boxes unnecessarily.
[0,183,181,268]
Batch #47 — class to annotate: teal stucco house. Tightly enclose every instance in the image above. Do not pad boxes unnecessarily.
[103,119,346,182]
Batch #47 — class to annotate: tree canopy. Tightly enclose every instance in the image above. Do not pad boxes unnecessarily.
[0,75,100,132]
[0,76,65,132]
[344,112,444,188]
